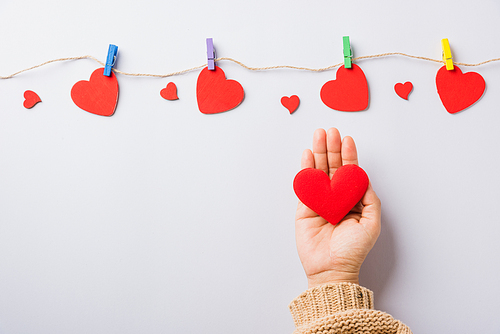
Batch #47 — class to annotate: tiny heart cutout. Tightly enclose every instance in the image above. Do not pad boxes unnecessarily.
[160,82,179,100]
[196,66,244,114]
[320,64,369,112]
[71,68,119,117]
[436,65,485,114]
[23,90,41,109]
[394,81,413,100]
[281,95,300,114]
[293,164,369,225]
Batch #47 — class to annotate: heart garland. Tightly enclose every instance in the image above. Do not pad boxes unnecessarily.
[196,66,244,114]
[60,63,486,117]
[435,65,485,114]
[320,64,369,112]
[71,68,119,117]
[293,164,369,225]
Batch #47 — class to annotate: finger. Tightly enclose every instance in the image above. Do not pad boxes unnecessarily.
[297,148,320,220]
[326,127,342,178]
[300,149,314,170]
[359,182,382,240]
[312,129,328,174]
[341,136,359,166]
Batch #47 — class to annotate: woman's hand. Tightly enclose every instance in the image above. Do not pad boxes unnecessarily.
[295,128,381,288]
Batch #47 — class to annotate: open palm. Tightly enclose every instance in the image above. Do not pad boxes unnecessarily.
[295,128,381,288]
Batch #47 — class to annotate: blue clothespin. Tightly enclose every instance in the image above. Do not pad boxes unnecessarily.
[206,38,216,70]
[104,44,118,76]
[343,36,352,69]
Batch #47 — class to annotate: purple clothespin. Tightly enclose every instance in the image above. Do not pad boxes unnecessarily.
[206,38,216,70]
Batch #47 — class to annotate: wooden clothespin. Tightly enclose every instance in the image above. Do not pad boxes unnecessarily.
[104,44,118,77]
[343,36,352,69]
[441,38,454,71]
[206,38,216,70]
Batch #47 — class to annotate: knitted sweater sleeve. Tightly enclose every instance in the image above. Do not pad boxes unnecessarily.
[289,283,412,334]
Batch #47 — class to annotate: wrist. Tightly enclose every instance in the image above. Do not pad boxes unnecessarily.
[307,270,359,289]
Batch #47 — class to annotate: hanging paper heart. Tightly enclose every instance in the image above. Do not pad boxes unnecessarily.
[293,164,369,225]
[281,95,300,114]
[320,64,369,111]
[436,65,485,114]
[394,82,413,100]
[160,82,179,100]
[196,66,244,114]
[23,90,41,109]
[71,68,119,117]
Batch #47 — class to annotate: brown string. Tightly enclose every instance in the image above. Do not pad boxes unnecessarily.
[1,52,500,79]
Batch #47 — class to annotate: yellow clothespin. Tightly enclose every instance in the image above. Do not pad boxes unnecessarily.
[441,38,454,70]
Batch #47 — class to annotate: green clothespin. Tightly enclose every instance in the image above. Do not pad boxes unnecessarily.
[343,36,352,69]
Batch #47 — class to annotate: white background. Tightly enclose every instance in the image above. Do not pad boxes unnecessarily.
[1,1,500,333]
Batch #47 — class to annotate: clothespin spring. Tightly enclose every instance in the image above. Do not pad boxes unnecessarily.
[107,56,116,69]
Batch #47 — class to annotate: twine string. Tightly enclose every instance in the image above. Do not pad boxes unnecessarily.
[1,52,500,79]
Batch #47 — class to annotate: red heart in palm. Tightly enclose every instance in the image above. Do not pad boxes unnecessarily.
[293,164,369,225]
[436,65,485,114]
[196,66,244,114]
[320,64,369,112]
[71,68,119,117]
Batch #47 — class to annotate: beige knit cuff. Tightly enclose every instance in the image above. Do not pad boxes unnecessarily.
[288,283,374,329]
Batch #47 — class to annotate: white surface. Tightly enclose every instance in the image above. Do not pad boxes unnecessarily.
[1,1,500,333]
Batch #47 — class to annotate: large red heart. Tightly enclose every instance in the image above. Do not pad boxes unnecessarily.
[196,66,244,114]
[320,64,369,112]
[436,65,485,114]
[293,164,369,225]
[71,68,119,117]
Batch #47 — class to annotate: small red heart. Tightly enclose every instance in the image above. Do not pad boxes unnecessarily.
[320,64,369,112]
[436,65,485,114]
[196,66,244,114]
[23,90,41,109]
[394,81,413,100]
[293,164,369,225]
[71,68,119,117]
[160,82,179,100]
[281,95,300,114]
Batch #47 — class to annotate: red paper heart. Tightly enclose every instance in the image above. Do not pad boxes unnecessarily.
[320,64,369,112]
[293,164,369,225]
[436,65,485,114]
[281,95,300,114]
[160,82,179,100]
[394,81,413,100]
[196,66,244,114]
[71,68,119,117]
[23,90,41,109]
